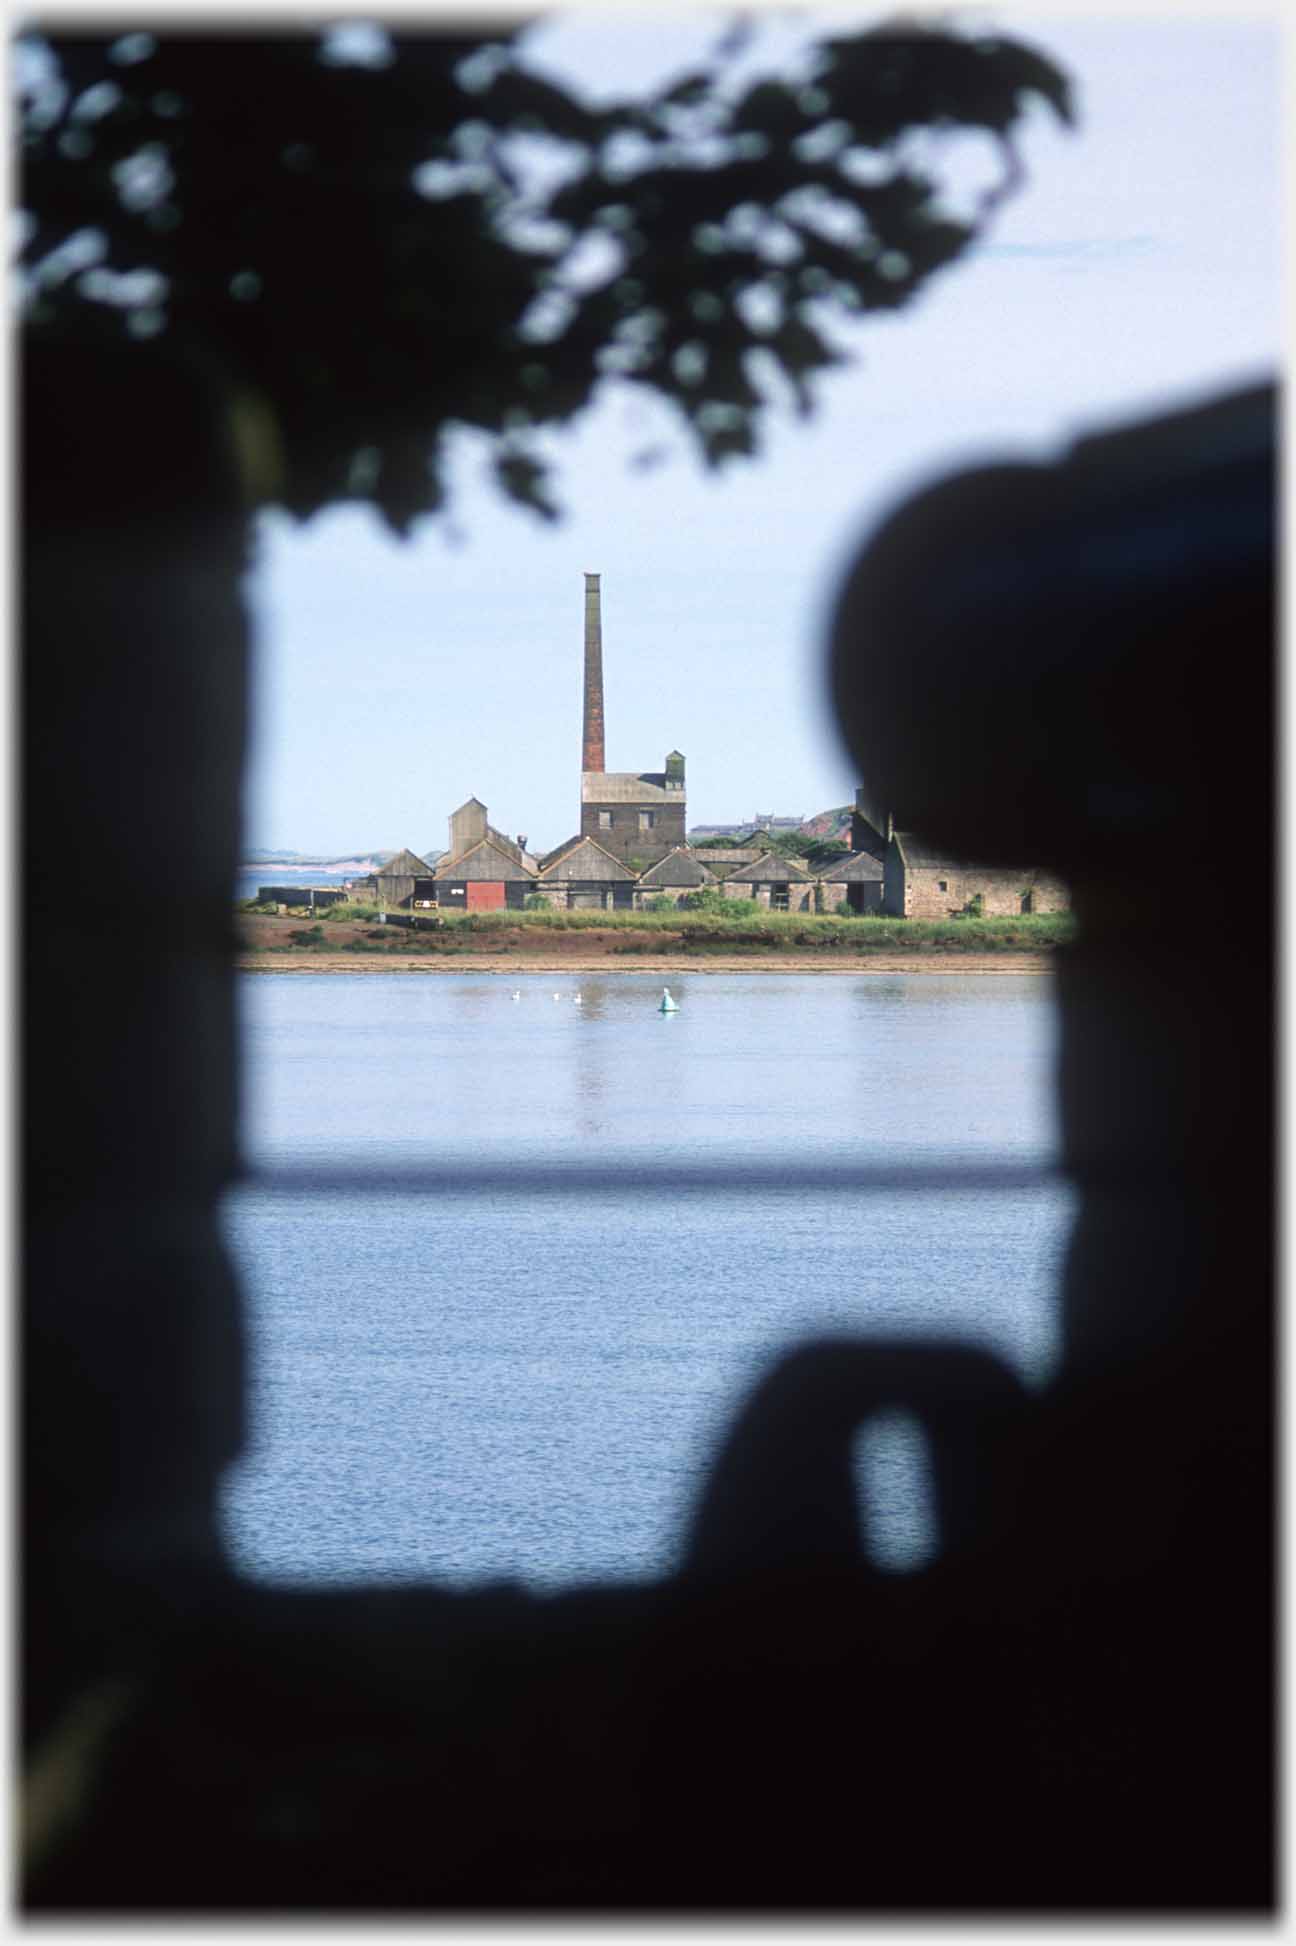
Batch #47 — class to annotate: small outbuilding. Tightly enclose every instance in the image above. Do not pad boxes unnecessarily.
[818,850,885,915]
[433,835,539,912]
[685,846,768,882]
[722,851,815,912]
[884,833,1070,918]
[633,847,717,909]
[533,835,637,911]
[360,846,438,910]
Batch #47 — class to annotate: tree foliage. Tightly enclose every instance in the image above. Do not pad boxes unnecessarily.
[17,18,1071,534]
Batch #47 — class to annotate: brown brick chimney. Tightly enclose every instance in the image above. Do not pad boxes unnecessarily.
[581,571,605,774]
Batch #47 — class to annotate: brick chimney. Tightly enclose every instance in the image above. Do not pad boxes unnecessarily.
[582,571,605,774]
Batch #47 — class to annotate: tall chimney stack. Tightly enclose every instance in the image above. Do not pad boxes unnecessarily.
[582,571,605,774]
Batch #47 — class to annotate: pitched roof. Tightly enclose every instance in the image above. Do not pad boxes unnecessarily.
[439,820,534,872]
[537,834,582,871]
[686,847,766,879]
[581,771,676,805]
[537,836,638,882]
[636,847,716,888]
[484,824,533,869]
[433,836,537,881]
[725,850,814,884]
[893,831,983,872]
[818,850,884,883]
[377,847,436,878]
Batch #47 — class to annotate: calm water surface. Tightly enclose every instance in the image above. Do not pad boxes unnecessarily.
[221,972,1072,1588]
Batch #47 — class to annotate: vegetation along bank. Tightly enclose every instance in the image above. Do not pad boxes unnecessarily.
[237,902,1073,973]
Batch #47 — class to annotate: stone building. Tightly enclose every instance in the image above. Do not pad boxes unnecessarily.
[441,797,536,874]
[849,787,890,860]
[632,847,717,909]
[722,851,816,912]
[884,831,1070,919]
[362,846,437,910]
[819,850,885,914]
[575,572,686,866]
[433,835,538,912]
[532,835,636,911]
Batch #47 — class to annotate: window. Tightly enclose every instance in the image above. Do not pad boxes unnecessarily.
[598,809,612,830]
[938,880,947,892]
[639,810,655,831]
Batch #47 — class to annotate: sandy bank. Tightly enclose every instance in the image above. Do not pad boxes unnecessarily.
[239,952,1054,976]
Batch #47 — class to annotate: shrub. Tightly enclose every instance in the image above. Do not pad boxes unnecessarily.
[644,895,676,913]
[833,900,854,918]
[322,900,381,922]
[287,924,325,946]
[678,886,763,920]
[523,893,549,910]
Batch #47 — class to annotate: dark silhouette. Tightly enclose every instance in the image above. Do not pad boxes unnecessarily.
[20,24,1273,1920]
[18,21,1070,530]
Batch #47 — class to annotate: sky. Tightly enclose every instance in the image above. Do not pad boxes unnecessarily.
[226,8,1283,859]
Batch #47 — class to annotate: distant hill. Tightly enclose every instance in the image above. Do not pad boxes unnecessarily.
[244,847,397,866]
[689,806,854,847]
[799,806,853,843]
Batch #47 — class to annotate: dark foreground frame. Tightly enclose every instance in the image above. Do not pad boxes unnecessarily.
[22,343,1275,1912]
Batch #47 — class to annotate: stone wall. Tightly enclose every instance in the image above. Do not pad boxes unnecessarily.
[743,883,815,912]
[822,880,883,915]
[895,864,1070,919]
[579,800,687,864]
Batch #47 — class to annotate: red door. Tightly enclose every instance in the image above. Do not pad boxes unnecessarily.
[465,881,506,910]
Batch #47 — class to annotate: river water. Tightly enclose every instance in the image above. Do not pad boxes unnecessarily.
[220,971,1072,1589]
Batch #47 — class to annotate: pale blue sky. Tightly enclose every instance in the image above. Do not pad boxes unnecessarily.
[240,10,1282,858]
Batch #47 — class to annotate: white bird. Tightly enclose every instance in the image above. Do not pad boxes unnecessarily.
[512,991,521,1001]
[573,994,583,1005]
[553,993,561,1001]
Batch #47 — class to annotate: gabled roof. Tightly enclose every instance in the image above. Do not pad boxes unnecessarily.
[581,771,676,805]
[893,832,977,872]
[484,824,531,869]
[537,835,638,882]
[377,847,436,878]
[687,847,765,879]
[637,847,716,888]
[537,834,581,871]
[433,836,537,881]
[725,850,814,884]
[818,849,884,883]
[891,833,1047,876]
[440,819,533,872]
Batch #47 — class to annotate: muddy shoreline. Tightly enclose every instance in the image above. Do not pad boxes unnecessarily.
[239,952,1054,976]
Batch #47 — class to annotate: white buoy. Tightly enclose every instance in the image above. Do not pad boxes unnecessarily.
[659,986,679,1013]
